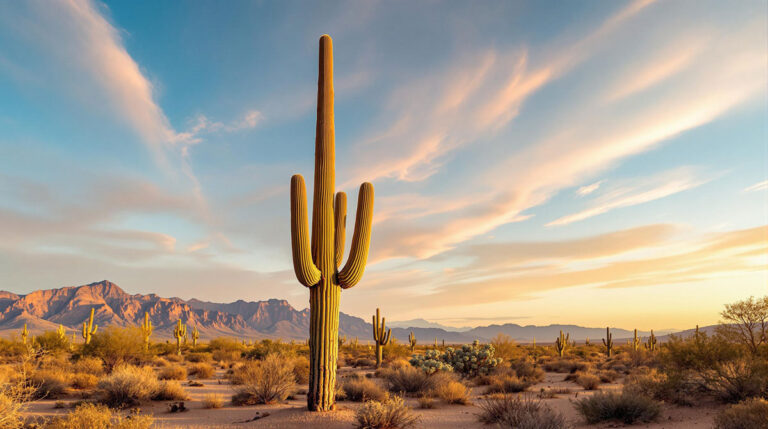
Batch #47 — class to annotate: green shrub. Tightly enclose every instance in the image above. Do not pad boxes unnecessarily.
[244,339,295,360]
[81,327,147,371]
[355,396,419,429]
[33,331,70,354]
[478,394,568,428]
[714,398,768,429]
[207,338,244,362]
[573,391,661,424]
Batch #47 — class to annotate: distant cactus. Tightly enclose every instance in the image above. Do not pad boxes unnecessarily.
[56,324,67,341]
[191,326,199,348]
[442,339,445,348]
[585,337,590,346]
[21,323,28,344]
[602,327,613,357]
[555,330,569,357]
[631,329,640,352]
[644,330,657,352]
[338,335,347,348]
[372,308,391,368]
[290,35,375,412]
[82,308,98,345]
[532,337,536,348]
[140,312,152,351]
[408,331,417,352]
[352,336,359,349]
[173,319,186,355]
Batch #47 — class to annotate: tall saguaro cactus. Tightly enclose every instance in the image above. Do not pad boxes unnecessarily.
[631,329,640,352]
[602,327,613,357]
[82,308,98,345]
[644,330,657,352]
[57,325,67,342]
[173,320,186,355]
[20,323,28,345]
[372,308,391,368]
[408,331,417,352]
[140,312,152,352]
[191,326,200,348]
[555,330,569,357]
[290,34,375,412]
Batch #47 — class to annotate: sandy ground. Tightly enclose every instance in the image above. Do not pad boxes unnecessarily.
[24,369,722,428]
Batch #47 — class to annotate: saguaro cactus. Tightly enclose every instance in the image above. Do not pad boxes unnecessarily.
[191,326,200,348]
[289,35,375,412]
[644,330,657,352]
[631,329,640,352]
[408,331,417,352]
[82,308,98,345]
[20,323,28,344]
[602,327,613,357]
[555,330,569,357]
[585,337,590,346]
[372,308,391,368]
[173,320,186,355]
[56,324,66,342]
[140,312,152,351]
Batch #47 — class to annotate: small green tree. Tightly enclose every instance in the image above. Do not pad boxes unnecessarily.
[717,296,768,356]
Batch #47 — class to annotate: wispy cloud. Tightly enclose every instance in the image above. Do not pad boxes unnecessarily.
[577,181,603,196]
[743,180,768,193]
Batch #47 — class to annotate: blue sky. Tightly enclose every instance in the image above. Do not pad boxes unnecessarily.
[0,0,765,329]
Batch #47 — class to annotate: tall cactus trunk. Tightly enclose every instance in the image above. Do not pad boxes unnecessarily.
[375,343,383,368]
[307,281,340,410]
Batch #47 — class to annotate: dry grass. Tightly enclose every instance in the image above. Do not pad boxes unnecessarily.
[478,394,568,429]
[43,402,154,429]
[152,380,188,401]
[573,391,661,424]
[158,365,187,380]
[342,375,387,402]
[485,374,531,394]
[292,356,310,384]
[383,366,432,395]
[188,363,215,379]
[354,395,419,429]
[70,373,99,390]
[97,365,159,408]
[30,368,69,399]
[575,373,601,390]
[231,354,295,405]
[202,393,225,409]
[714,398,768,429]
[72,357,104,376]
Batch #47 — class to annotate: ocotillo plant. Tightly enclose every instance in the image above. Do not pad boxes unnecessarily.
[289,35,375,412]
[191,326,199,348]
[372,308,391,368]
[140,312,152,352]
[555,330,569,357]
[20,323,28,345]
[602,327,613,357]
[82,308,98,345]
[631,329,640,352]
[408,331,417,352]
[644,330,657,352]
[173,320,186,355]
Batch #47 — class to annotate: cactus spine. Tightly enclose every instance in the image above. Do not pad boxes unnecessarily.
[644,329,657,352]
[21,323,28,344]
[631,329,640,352]
[140,312,152,351]
[602,326,613,357]
[82,308,98,345]
[555,330,569,357]
[289,35,375,412]
[173,319,186,355]
[372,308,391,368]
[191,326,199,348]
[408,331,417,352]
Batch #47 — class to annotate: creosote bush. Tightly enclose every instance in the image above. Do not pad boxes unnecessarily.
[354,396,419,429]
[97,365,159,408]
[81,327,147,371]
[573,391,661,424]
[714,398,768,429]
[485,374,532,394]
[432,378,470,404]
[189,362,215,379]
[158,365,187,380]
[342,375,387,402]
[152,380,188,401]
[575,373,601,390]
[383,366,432,395]
[231,354,295,405]
[478,394,568,429]
[30,368,69,399]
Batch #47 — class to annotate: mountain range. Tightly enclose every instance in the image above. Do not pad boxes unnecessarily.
[0,280,687,343]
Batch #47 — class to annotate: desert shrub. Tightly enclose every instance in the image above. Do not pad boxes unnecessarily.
[73,357,105,376]
[185,352,213,363]
[97,364,159,408]
[543,358,582,373]
[70,373,99,389]
[485,374,531,394]
[478,394,568,429]
[509,359,545,383]
[432,378,470,404]
[43,402,154,429]
[244,339,295,360]
[382,344,413,362]
[227,361,256,385]
[208,338,244,362]
[409,349,453,375]
[442,341,502,377]
[355,396,419,429]
[490,334,520,361]
[714,398,768,429]
[386,358,411,370]
[417,395,435,409]
[188,362,215,379]
[231,354,295,405]
[81,327,147,371]
[384,366,432,395]
[599,370,621,383]
[202,393,224,409]
[158,365,187,380]
[0,366,35,429]
[575,373,601,390]
[164,353,183,363]
[573,391,661,424]
[623,368,695,405]
[0,338,27,359]
[33,331,70,354]
[152,380,188,400]
[343,375,387,402]
[352,358,377,368]
[30,368,69,399]
[292,356,310,384]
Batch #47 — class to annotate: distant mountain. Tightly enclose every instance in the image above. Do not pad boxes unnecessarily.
[0,280,690,343]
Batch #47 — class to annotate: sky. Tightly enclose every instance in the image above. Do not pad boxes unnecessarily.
[0,0,766,330]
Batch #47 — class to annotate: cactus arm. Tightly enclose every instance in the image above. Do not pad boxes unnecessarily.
[334,192,347,268]
[291,175,322,287]
[384,328,391,345]
[338,182,374,289]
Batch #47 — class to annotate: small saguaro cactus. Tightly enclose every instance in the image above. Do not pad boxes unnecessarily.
[372,308,391,368]
[82,308,98,345]
[173,319,186,355]
[602,327,614,357]
[140,312,152,351]
[408,331,417,352]
[290,34,375,412]
[631,329,640,352]
[20,323,28,344]
[555,330,569,357]
[56,324,67,342]
[644,330,657,352]
[191,326,199,348]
